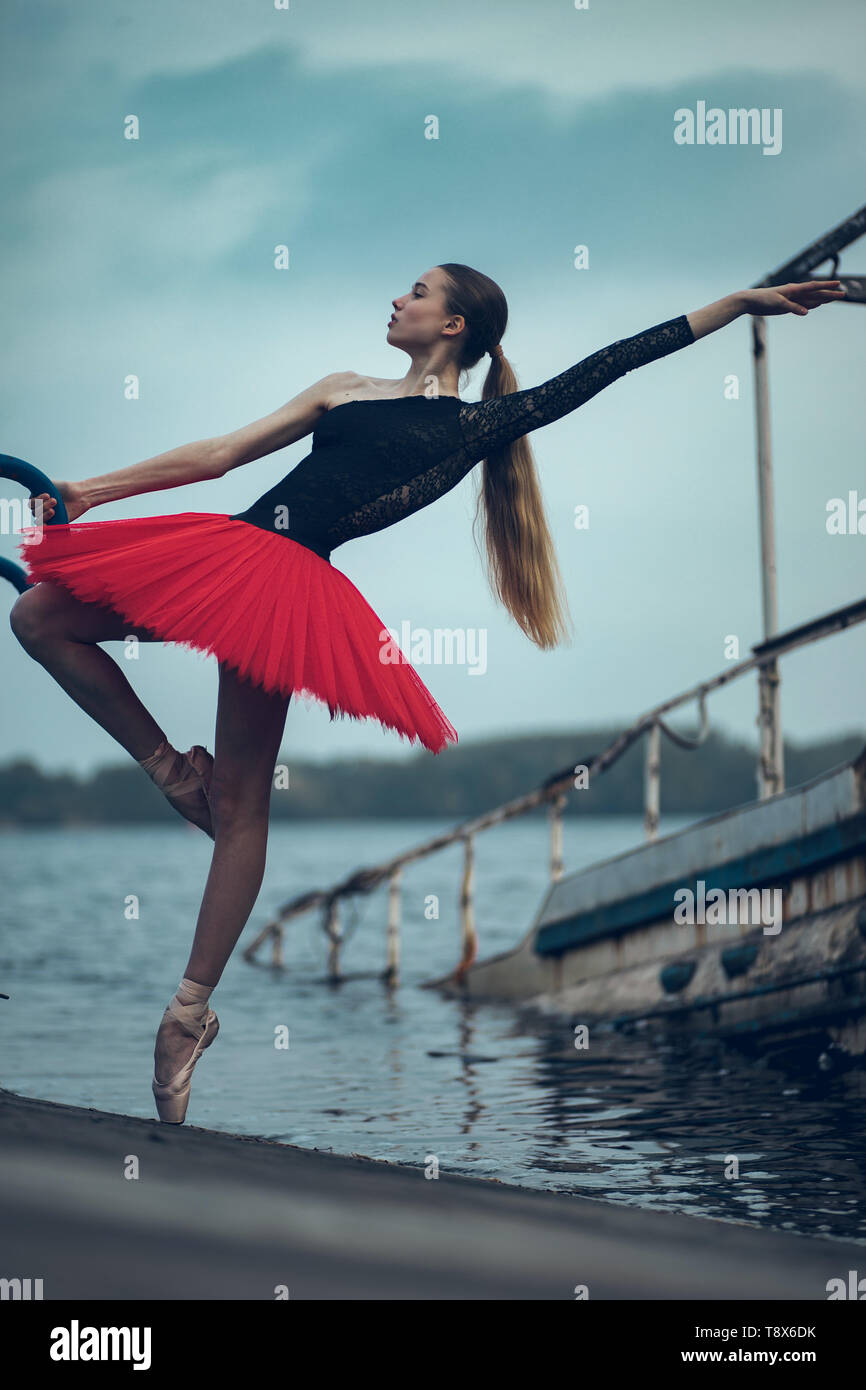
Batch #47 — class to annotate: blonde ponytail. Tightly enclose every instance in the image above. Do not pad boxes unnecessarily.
[438,263,571,648]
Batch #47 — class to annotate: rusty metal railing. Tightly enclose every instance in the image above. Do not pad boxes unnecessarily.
[244,595,866,983]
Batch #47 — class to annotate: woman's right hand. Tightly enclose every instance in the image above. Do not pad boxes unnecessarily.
[28,481,91,523]
[739,280,847,317]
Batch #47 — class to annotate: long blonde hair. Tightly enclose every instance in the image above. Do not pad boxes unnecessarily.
[438,262,571,649]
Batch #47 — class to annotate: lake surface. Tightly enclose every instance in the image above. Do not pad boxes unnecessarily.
[1,815,864,1246]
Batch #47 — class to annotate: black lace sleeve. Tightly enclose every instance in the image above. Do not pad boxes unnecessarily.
[455,313,696,460]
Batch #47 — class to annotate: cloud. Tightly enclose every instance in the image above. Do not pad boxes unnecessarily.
[1,0,864,770]
[4,153,316,313]
[2,0,863,104]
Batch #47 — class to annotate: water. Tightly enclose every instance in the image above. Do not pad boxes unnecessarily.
[1,816,864,1246]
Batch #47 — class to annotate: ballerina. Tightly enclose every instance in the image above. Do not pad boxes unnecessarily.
[10,263,845,1122]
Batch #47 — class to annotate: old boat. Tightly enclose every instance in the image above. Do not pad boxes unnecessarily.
[445,742,866,1061]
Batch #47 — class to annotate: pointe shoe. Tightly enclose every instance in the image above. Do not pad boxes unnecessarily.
[139,738,215,839]
[152,996,220,1124]
[183,745,215,839]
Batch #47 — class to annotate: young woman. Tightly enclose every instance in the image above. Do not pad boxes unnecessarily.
[10,263,844,1123]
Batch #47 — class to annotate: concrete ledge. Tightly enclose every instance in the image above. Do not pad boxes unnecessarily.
[0,1087,862,1300]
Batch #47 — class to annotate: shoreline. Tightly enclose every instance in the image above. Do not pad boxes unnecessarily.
[1,1085,862,1300]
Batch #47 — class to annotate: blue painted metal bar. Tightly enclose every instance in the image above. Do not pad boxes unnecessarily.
[0,455,68,522]
[0,453,69,593]
[0,556,30,595]
[535,811,866,956]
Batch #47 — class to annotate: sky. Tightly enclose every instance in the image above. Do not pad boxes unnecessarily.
[1,0,865,775]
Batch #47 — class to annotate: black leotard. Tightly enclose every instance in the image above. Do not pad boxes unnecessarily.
[229,313,696,561]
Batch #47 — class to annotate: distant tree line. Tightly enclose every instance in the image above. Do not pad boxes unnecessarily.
[0,727,862,828]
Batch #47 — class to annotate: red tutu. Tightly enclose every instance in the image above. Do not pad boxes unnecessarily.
[16,512,458,755]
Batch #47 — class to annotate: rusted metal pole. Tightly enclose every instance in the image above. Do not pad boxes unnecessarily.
[549,792,567,880]
[746,205,866,794]
[383,865,402,986]
[751,315,784,799]
[244,916,280,961]
[644,721,661,840]
[757,656,784,800]
[271,922,284,969]
[455,834,478,980]
[324,898,342,980]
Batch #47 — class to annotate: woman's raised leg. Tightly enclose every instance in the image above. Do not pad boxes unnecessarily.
[9,581,167,759]
[154,661,290,1086]
[10,580,215,832]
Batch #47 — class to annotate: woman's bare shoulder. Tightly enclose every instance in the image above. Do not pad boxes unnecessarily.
[322,371,404,410]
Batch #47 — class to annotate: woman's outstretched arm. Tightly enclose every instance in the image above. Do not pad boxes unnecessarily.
[687,280,845,337]
[29,371,355,522]
[456,280,846,461]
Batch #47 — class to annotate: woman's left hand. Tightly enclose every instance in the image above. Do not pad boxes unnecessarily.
[28,480,91,523]
[740,280,847,317]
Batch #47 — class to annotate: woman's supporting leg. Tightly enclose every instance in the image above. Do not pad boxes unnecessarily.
[9,581,166,759]
[154,661,290,1084]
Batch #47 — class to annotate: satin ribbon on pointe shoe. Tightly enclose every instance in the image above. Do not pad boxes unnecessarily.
[138,737,215,839]
[152,982,219,1125]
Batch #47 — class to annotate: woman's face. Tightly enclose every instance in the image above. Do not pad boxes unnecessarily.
[386,266,463,354]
